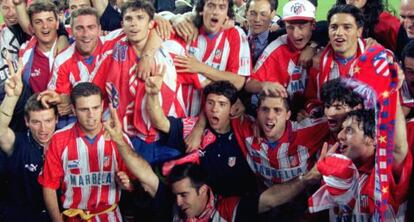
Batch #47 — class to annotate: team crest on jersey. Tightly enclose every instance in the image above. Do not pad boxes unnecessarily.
[68,160,80,169]
[113,44,127,62]
[228,157,236,167]
[289,156,299,167]
[103,156,111,168]
[360,195,369,209]
[214,49,222,59]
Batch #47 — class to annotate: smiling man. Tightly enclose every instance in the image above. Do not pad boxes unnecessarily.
[19,1,60,93]
[315,4,366,91]
[245,0,316,115]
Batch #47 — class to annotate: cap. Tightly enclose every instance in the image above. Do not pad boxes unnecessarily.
[282,0,316,22]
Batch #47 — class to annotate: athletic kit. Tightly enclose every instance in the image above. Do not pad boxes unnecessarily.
[47,29,124,95]
[252,35,308,100]
[38,123,130,222]
[232,116,329,186]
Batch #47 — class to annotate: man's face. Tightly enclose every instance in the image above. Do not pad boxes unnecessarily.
[285,20,314,51]
[73,94,103,134]
[404,56,414,96]
[345,0,367,9]
[202,0,229,34]
[31,11,59,47]
[400,0,414,39]
[324,100,353,133]
[122,8,154,45]
[337,117,375,162]
[25,109,57,146]
[0,0,17,26]
[328,13,362,58]
[172,178,207,218]
[247,0,274,35]
[257,97,291,142]
[72,14,101,56]
[204,93,231,133]
[69,0,91,13]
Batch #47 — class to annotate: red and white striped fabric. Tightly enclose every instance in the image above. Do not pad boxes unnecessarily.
[232,116,329,187]
[38,123,130,222]
[170,26,251,116]
[47,29,124,95]
[106,37,187,143]
[252,34,308,99]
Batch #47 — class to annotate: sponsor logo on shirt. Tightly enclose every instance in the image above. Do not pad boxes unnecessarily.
[68,160,80,169]
[24,163,38,172]
[31,68,41,77]
[69,172,113,187]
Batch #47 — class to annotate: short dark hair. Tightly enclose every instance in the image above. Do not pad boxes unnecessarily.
[25,94,58,119]
[71,7,100,27]
[28,0,59,24]
[70,82,103,106]
[401,40,414,69]
[256,92,290,111]
[194,0,234,28]
[203,81,238,105]
[121,0,155,21]
[327,4,364,28]
[321,78,363,108]
[168,163,209,193]
[246,0,278,14]
[346,109,375,139]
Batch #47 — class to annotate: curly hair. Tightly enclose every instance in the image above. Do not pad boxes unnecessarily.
[336,0,384,38]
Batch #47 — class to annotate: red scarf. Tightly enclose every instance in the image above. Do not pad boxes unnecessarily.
[173,188,216,222]
[317,38,365,97]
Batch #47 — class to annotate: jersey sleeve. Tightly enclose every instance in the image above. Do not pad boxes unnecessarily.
[37,136,64,189]
[158,117,186,151]
[251,42,283,82]
[225,27,251,77]
[48,55,71,94]
[389,151,412,207]
[231,115,255,158]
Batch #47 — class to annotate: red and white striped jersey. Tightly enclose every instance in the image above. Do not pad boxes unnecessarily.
[170,26,251,116]
[105,37,193,142]
[252,35,308,98]
[232,116,329,187]
[38,123,129,222]
[47,29,124,95]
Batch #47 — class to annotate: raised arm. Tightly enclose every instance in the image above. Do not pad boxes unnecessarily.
[145,65,171,133]
[104,105,159,197]
[13,0,32,35]
[392,99,408,173]
[91,0,109,17]
[0,60,23,156]
[174,55,246,90]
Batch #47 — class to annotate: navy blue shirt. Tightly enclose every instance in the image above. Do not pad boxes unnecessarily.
[100,4,121,31]
[4,131,50,222]
[161,117,257,197]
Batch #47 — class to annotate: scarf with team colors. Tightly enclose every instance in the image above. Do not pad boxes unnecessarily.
[309,45,400,221]
[317,38,365,97]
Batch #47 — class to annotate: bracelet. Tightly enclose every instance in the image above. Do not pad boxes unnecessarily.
[0,109,12,117]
